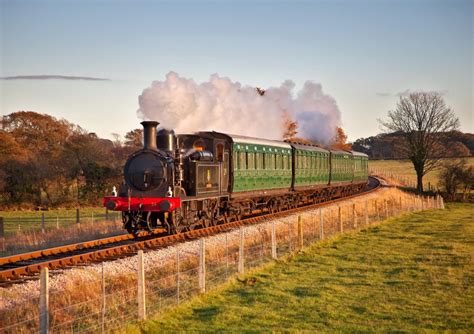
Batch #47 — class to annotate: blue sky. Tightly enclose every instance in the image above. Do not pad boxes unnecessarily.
[1,0,472,140]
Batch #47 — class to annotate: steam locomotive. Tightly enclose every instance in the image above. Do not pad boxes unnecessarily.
[103,121,368,235]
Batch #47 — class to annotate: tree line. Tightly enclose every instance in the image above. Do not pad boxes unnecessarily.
[352,131,473,160]
[0,111,142,209]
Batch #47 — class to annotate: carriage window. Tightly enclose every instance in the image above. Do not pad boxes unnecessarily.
[239,152,246,170]
[216,143,224,162]
[233,153,239,170]
[256,153,264,169]
[247,152,255,170]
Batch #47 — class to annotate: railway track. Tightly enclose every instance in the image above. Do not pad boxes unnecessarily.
[0,177,381,282]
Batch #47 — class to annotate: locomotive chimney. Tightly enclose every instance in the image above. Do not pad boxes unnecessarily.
[141,121,159,151]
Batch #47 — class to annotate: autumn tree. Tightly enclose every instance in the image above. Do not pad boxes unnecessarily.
[331,127,352,151]
[124,128,143,147]
[283,118,298,141]
[382,92,459,193]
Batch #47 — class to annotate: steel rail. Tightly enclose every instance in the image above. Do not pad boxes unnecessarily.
[0,177,381,281]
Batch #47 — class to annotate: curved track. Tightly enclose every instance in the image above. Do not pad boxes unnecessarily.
[0,177,381,282]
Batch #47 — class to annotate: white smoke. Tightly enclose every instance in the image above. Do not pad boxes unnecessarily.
[137,72,341,144]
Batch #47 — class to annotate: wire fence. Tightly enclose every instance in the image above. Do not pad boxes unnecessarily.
[0,189,445,333]
[0,210,123,256]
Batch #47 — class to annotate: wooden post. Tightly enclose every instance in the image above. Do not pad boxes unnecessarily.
[441,195,445,209]
[352,203,357,229]
[0,217,4,252]
[105,208,109,221]
[76,208,80,224]
[225,232,229,277]
[319,208,324,240]
[399,196,402,212]
[297,216,303,250]
[56,216,59,230]
[375,200,379,221]
[137,250,146,320]
[91,212,94,224]
[271,222,277,259]
[421,196,424,211]
[41,213,45,234]
[287,221,292,252]
[384,200,388,218]
[338,206,343,233]
[40,267,49,334]
[199,239,206,293]
[238,227,244,274]
[176,248,180,303]
[365,200,369,226]
[101,262,106,334]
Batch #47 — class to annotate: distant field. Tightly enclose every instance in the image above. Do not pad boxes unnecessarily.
[0,207,116,234]
[131,203,474,332]
[369,157,474,190]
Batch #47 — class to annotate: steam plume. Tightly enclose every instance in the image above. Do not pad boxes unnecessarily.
[137,72,341,144]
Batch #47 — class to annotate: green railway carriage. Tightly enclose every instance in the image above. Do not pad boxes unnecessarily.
[230,135,292,193]
[291,143,330,189]
[329,150,353,184]
[352,151,369,182]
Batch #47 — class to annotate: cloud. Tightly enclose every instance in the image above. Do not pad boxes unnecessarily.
[377,89,448,98]
[395,89,411,97]
[1,75,110,81]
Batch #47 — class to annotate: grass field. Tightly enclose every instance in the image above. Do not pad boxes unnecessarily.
[130,203,474,332]
[0,207,116,235]
[369,157,474,190]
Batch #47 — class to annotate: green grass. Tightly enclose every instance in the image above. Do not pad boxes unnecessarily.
[131,203,474,332]
[0,207,118,234]
[369,157,474,190]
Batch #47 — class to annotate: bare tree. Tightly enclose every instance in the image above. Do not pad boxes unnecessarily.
[382,92,459,193]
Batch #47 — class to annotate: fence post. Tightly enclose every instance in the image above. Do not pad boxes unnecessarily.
[41,213,45,234]
[338,206,343,233]
[421,195,424,211]
[105,208,109,221]
[384,200,388,218]
[0,217,4,252]
[176,248,180,303]
[56,216,59,230]
[40,267,49,334]
[441,195,445,209]
[238,227,244,274]
[319,208,324,240]
[91,212,94,224]
[76,208,80,224]
[199,239,206,293]
[375,200,379,221]
[365,200,369,226]
[225,232,229,277]
[297,216,303,250]
[352,203,357,229]
[271,222,277,259]
[137,250,146,320]
[399,196,402,213]
[101,262,106,334]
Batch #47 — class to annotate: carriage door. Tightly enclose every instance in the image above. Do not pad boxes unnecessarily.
[215,142,229,192]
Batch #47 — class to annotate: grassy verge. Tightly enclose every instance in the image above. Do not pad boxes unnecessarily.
[131,203,474,332]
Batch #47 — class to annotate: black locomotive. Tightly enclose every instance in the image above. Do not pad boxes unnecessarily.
[104,121,368,235]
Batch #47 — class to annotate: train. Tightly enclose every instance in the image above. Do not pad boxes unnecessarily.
[103,121,369,235]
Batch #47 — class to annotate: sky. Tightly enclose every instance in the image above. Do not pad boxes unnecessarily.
[0,0,472,141]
